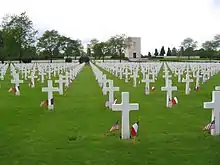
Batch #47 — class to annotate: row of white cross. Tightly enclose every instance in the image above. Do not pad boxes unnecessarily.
[97,62,178,107]
[0,64,9,80]
[96,61,220,96]
[91,62,139,139]
[2,61,220,136]
[95,61,220,136]
[6,62,85,110]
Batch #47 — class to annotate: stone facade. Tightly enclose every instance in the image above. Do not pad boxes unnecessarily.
[125,37,141,58]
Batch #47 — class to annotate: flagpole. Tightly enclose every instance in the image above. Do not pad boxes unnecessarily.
[132,136,136,144]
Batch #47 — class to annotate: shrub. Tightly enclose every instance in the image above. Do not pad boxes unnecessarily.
[110,56,128,60]
[22,57,32,63]
[79,56,90,64]
[65,58,72,63]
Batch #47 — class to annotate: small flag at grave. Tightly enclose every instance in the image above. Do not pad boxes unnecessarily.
[203,119,215,131]
[8,86,19,93]
[151,86,155,91]
[195,87,200,92]
[131,121,139,137]
[131,121,139,143]
[172,97,178,105]
[168,97,178,107]
[40,98,54,107]
[105,120,120,136]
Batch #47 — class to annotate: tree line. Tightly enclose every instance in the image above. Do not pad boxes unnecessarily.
[0,12,130,63]
[148,36,220,59]
[0,12,84,63]
[0,12,219,63]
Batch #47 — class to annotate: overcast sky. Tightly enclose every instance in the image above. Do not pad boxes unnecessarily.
[0,0,220,54]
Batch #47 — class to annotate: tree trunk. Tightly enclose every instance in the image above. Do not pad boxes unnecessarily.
[19,48,22,63]
[50,52,52,63]
[119,50,122,63]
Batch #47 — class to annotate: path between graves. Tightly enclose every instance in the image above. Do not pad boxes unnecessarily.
[32,65,121,139]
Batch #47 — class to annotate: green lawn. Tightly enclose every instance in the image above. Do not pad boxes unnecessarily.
[0,64,220,165]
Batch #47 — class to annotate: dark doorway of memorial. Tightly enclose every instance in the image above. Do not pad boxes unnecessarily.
[133,52,136,58]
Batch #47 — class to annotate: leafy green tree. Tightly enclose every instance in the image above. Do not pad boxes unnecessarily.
[93,42,104,61]
[181,38,197,59]
[202,41,216,51]
[90,38,99,59]
[181,38,197,50]
[37,30,60,62]
[160,46,165,56]
[87,46,91,56]
[213,34,220,50]
[108,34,129,62]
[0,30,3,46]
[214,34,220,40]
[0,30,4,63]
[166,47,172,56]
[1,12,38,62]
[202,41,217,60]
[171,47,178,56]
[58,37,82,60]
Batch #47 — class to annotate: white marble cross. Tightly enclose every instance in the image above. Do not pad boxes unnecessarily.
[204,91,220,136]
[100,74,106,88]
[28,72,38,88]
[195,71,202,90]
[103,80,119,109]
[141,69,146,80]
[202,71,208,83]
[23,69,29,80]
[55,75,66,95]
[151,70,157,82]
[119,67,123,80]
[42,80,59,110]
[48,66,52,79]
[64,72,70,87]
[39,71,46,84]
[130,71,139,87]
[182,73,193,95]
[102,75,108,95]
[112,92,139,139]
[163,71,172,86]
[11,73,23,95]
[124,67,130,83]
[0,69,4,80]
[161,79,177,107]
[142,74,154,95]
[177,69,183,83]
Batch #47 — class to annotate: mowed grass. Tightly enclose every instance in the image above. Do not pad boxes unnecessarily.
[0,64,220,165]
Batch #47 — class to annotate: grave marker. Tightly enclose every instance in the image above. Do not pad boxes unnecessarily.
[103,80,119,109]
[161,79,177,107]
[204,91,220,136]
[112,92,139,139]
[42,80,59,110]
